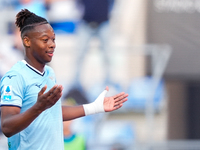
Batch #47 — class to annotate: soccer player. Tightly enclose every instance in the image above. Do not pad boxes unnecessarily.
[0,9,128,150]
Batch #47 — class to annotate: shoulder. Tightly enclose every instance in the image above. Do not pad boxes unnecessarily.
[8,61,26,75]
[1,70,24,87]
[1,62,26,85]
[45,65,55,74]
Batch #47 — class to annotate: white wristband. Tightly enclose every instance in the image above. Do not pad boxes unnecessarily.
[83,90,108,116]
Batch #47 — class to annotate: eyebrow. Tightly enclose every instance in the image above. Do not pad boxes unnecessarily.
[40,33,55,38]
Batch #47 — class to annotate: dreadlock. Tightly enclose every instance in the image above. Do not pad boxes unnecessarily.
[15,9,48,36]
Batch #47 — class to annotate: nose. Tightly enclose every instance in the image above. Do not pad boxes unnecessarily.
[49,39,56,49]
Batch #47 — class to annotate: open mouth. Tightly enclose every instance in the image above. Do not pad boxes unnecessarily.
[48,53,53,57]
[47,51,54,57]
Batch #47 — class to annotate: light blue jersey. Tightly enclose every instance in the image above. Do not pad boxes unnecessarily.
[0,60,64,150]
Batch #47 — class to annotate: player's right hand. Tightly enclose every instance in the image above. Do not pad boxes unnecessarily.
[36,84,63,111]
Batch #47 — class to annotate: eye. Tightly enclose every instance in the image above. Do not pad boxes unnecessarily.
[43,39,48,42]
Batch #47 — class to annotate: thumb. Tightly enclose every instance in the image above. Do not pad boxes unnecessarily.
[38,85,47,96]
[105,86,109,91]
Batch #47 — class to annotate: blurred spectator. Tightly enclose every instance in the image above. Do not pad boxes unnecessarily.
[62,97,87,150]
[73,0,114,90]
[63,120,86,150]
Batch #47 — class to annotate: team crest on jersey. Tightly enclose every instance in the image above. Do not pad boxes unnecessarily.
[3,85,12,100]
[49,76,56,83]
[49,76,54,81]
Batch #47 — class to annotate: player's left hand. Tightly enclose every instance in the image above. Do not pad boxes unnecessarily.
[103,86,128,112]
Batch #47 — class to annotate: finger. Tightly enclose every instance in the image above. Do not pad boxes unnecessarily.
[53,92,63,100]
[115,97,128,105]
[113,92,125,99]
[38,85,47,96]
[105,86,109,91]
[46,85,59,96]
[114,93,129,102]
[113,103,123,110]
[48,85,63,99]
[50,92,63,102]
[53,85,63,95]
[113,97,128,110]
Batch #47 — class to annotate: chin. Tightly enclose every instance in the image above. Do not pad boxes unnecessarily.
[45,57,53,63]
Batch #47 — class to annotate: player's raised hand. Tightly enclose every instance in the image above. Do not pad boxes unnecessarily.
[36,84,63,111]
[83,86,128,116]
[103,86,128,112]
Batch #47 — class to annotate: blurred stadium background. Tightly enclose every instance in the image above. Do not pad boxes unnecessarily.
[1,0,200,150]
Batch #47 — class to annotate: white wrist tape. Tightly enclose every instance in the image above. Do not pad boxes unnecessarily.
[83,90,108,116]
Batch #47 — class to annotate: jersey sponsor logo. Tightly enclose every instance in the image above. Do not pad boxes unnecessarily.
[35,83,42,88]
[3,85,12,100]
[6,75,16,79]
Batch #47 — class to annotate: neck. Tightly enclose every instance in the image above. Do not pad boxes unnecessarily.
[24,57,45,73]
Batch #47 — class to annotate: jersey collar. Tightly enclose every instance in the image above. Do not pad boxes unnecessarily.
[22,60,45,76]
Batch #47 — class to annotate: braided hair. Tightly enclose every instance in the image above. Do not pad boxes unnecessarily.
[15,9,48,36]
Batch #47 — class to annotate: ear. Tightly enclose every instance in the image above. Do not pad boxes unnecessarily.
[22,36,31,47]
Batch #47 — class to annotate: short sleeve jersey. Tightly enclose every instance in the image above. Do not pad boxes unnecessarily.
[0,60,64,150]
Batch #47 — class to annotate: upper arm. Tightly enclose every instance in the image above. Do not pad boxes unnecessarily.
[0,72,24,133]
[1,106,21,124]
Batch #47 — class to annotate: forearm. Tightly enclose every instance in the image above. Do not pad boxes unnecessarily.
[1,105,42,137]
[62,90,108,121]
[62,105,85,121]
